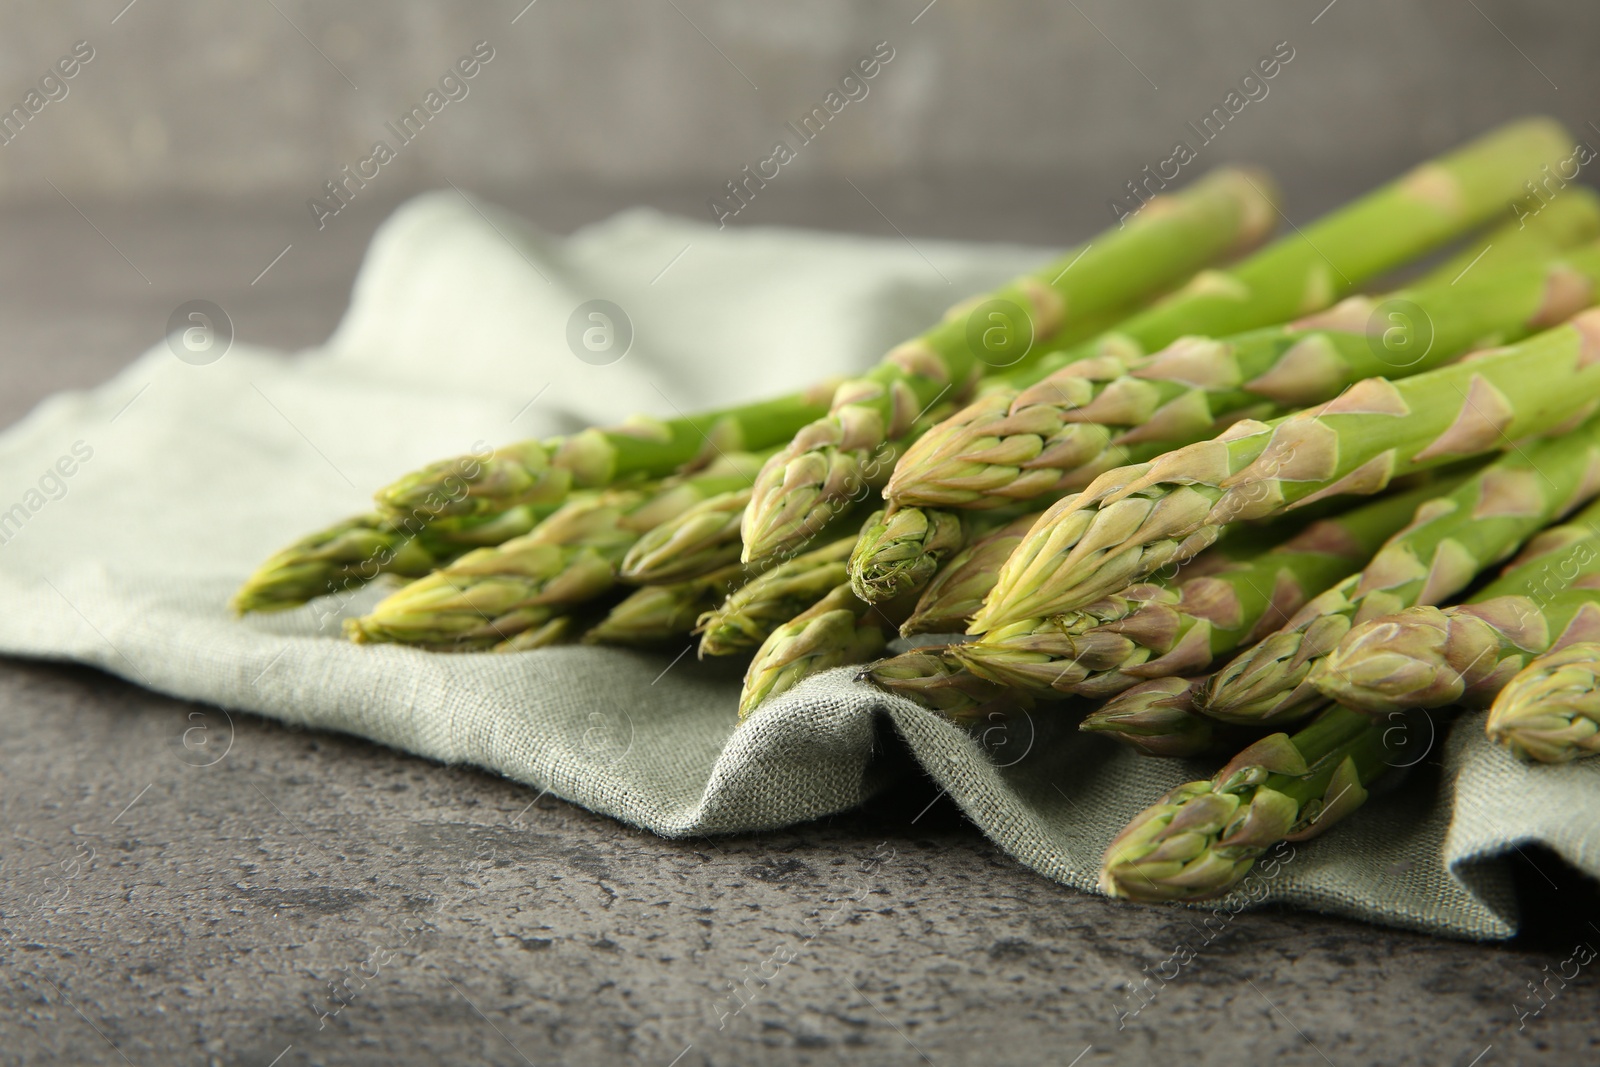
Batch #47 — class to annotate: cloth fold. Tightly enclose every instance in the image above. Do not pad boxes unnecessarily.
[1,190,1584,939]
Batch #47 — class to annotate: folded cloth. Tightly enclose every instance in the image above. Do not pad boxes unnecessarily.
[1,190,1578,939]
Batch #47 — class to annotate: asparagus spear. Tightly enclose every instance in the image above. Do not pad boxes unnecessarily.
[240,395,827,613]
[1412,186,1600,288]
[737,167,1284,564]
[582,564,749,647]
[345,465,765,650]
[896,119,1580,518]
[867,134,1591,590]
[861,650,1032,726]
[263,166,1259,599]
[490,616,573,653]
[847,505,968,603]
[899,511,1043,635]
[1199,427,1600,724]
[622,492,866,586]
[948,479,1444,700]
[377,387,838,522]
[1100,704,1394,902]
[1486,642,1600,763]
[697,536,857,657]
[229,504,557,614]
[885,243,1600,517]
[1313,583,1600,714]
[897,504,1326,638]
[739,584,887,717]
[974,309,1600,634]
[868,516,1282,711]
[235,438,773,616]
[619,489,753,585]
[1309,555,1600,715]
[1307,493,1600,712]
[1078,677,1233,759]
[1050,121,1576,383]
[231,513,448,616]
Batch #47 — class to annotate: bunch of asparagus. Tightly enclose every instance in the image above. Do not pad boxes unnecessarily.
[234,118,1600,908]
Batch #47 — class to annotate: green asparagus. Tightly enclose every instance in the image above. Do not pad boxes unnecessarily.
[870,125,1587,605]
[1308,493,1600,713]
[583,564,749,647]
[623,492,866,587]
[739,584,887,717]
[1412,185,1600,288]
[1200,425,1600,724]
[1486,641,1600,763]
[974,309,1600,634]
[737,167,1285,564]
[377,389,837,523]
[886,243,1600,515]
[861,649,1031,726]
[697,536,858,657]
[491,616,574,653]
[619,489,753,585]
[1310,580,1600,715]
[1078,677,1231,759]
[847,505,969,604]
[899,511,1043,636]
[346,465,766,650]
[230,504,557,614]
[1100,705,1394,902]
[950,479,1443,700]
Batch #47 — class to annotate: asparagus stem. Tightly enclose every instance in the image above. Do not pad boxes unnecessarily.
[1199,427,1600,724]
[1025,118,1579,390]
[377,388,838,522]
[1486,641,1600,763]
[1412,186,1600,288]
[583,564,750,647]
[697,536,858,657]
[739,584,887,717]
[899,511,1043,636]
[975,310,1600,634]
[738,167,1284,564]
[950,478,1446,700]
[345,465,765,650]
[887,120,1582,520]
[1099,704,1393,902]
[887,241,1600,513]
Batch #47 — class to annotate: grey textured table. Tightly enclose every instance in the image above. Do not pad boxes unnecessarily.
[4,188,1600,1067]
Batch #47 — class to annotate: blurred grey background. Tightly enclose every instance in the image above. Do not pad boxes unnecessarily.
[6,0,1594,423]
[3,1,1595,205]
[1,1,1595,428]
[3,0,1587,425]
[3,0,1596,206]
